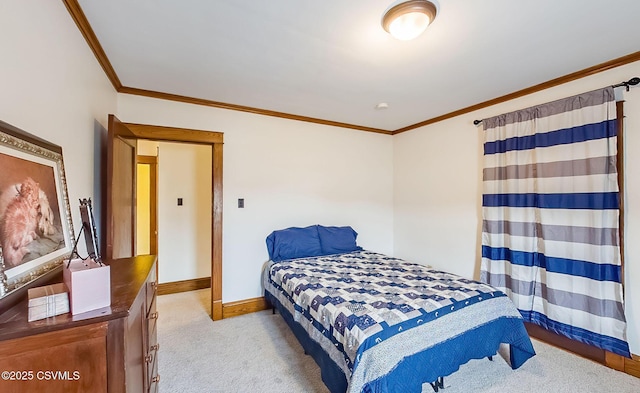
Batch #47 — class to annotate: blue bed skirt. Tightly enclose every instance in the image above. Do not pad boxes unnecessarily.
[265,291,535,393]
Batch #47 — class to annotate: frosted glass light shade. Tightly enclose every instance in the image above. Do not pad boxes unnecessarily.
[382,0,437,41]
[388,11,431,40]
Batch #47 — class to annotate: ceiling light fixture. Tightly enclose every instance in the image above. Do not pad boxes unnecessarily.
[382,0,437,41]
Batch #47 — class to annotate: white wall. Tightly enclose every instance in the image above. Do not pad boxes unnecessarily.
[0,1,117,253]
[138,140,159,156]
[116,95,394,302]
[157,142,212,283]
[393,60,640,355]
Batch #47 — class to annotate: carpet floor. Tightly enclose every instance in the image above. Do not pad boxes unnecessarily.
[157,289,640,392]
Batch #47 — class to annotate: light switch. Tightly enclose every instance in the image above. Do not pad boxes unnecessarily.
[238,198,244,208]
[177,198,183,206]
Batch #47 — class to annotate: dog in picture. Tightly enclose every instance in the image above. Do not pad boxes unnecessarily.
[35,188,56,237]
[0,178,44,267]
[0,182,57,238]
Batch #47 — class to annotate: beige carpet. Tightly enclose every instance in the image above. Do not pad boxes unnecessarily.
[157,290,640,392]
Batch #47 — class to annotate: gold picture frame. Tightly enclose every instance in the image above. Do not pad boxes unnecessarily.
[0,120,74,303]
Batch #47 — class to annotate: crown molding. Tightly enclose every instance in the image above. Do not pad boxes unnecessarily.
[63,0,122,90]
[118,86,393,135]
[63,1,391,135]
[64,1,639,136]
[392,50,640,134]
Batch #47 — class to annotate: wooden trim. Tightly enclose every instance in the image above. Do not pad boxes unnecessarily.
[63,0,388,134]
[605,351,625,372]
[124,122,224,144]
[525,322,605,364]
[119,87,393,135]
[393,50,640,134]
[603,102,635,378]
[157,277,210,296]
[527,323,640,379]
[211,143,224,320]
[62,0,122,90]
[106,117,223,322]
[212,300,223,321]
[222,297,269,319]
[608,352,640,378]
[136,155,157,165]
[65,0,638,137]
[627,354,640,378]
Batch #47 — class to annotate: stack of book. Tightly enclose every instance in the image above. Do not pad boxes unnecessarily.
[27,283,70,322]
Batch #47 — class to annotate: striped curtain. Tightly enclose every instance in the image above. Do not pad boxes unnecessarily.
[480,87,630,358]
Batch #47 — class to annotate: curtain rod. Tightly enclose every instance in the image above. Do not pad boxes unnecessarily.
[473,77,640,126]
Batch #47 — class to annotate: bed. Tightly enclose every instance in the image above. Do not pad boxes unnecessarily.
[263,225,536,393]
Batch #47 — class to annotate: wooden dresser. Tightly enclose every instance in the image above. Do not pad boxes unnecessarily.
[0,255,159,393]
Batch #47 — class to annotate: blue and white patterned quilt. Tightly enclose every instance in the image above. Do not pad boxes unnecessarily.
[264,251,535,393]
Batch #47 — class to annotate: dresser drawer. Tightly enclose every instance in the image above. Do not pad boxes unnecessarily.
[0,323,108,393]
[145,299,158,387]
[145,340,159,390]
[148,375,159,393]
[144,269,159,393]
[146,295,158,332]
[146,268,157,311]
[147,358,159,393]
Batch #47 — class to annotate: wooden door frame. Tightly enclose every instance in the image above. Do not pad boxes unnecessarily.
[136,155,158,257]
[111,119,224,320]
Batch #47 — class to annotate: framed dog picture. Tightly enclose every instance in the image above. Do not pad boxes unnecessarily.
[0,120,74,301]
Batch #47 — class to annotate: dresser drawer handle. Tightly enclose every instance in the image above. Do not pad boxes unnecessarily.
[150,281,157,289]
[151,375,160,383]
[149,312,159,320]
[145,354,153,364]
[150,343,160,352]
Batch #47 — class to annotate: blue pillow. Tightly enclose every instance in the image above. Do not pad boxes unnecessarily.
[317,225,362,255]
[266,225,323,262]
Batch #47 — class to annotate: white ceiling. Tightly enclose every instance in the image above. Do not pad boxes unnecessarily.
[77,0,640,132]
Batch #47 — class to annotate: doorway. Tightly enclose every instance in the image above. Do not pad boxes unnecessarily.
[136,155,158,256]
[137,142,212,295]
[105,115,224,320]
